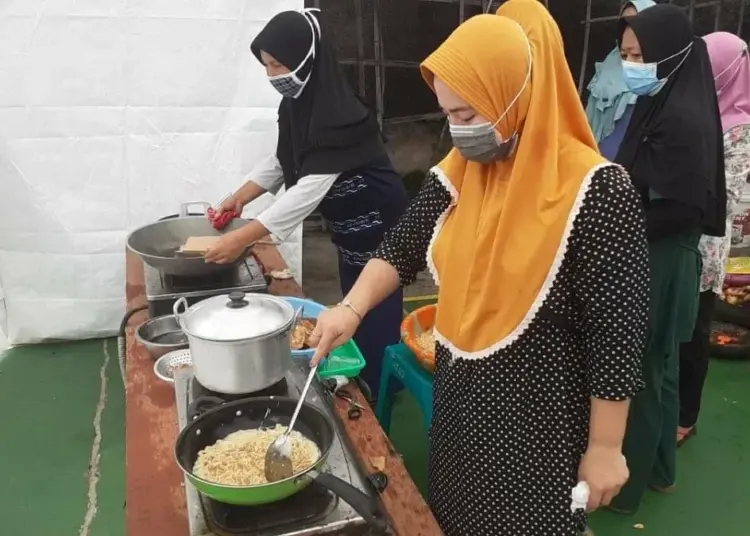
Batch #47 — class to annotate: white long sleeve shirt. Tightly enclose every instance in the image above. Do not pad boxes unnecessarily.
[249,154,339,241]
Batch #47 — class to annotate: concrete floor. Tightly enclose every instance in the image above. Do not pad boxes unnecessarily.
[300,225,437,306]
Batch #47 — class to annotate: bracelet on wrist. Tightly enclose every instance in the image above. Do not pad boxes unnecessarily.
[339,299,363,321]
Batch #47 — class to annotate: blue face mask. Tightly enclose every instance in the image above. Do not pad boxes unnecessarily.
[621,42,693,96]
[621,61,662,96]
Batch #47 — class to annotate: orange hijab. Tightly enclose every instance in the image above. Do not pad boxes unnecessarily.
[421,0,607,359]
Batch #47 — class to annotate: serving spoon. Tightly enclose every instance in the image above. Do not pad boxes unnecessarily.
[264,360,319,482]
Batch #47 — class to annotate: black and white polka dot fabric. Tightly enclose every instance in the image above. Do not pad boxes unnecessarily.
[374,164,648,536]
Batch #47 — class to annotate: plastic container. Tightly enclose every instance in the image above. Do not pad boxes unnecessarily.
[319,339,366,379]
[283,296,326,360]
[401,304,437,373]
[281,297,366,379]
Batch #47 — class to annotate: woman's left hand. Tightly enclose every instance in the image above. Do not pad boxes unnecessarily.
[577,444,629,512]
[204,231,247,264]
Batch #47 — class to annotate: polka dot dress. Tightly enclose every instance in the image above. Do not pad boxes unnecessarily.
[375,165,648,536]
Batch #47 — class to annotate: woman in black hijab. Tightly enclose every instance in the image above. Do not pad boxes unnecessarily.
[610,4,725,513]
[205,9,408,395]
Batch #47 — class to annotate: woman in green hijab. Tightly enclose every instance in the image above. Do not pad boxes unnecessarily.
[585,0,656,160]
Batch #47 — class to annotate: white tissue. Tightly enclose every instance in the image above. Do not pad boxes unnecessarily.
[570,481,590,512]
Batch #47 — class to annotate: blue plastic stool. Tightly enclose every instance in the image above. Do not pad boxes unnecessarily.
[376,343,434,434]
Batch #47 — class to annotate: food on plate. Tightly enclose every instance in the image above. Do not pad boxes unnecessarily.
[193,425,320,486]
[180,236,221,254]
[291,319,317,350]
[720,285,750,306]
[713,332,739,346]
[711,326,740,346]
[416,329,436,354]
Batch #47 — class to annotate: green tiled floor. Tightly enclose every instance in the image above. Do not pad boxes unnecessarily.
[0,339,124,536]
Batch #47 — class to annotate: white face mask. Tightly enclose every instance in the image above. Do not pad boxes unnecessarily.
[268,9,321,99]
[449,21,532,163]
[714,43,749,96]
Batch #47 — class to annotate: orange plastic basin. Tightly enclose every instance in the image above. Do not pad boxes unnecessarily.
[401,304,437,373]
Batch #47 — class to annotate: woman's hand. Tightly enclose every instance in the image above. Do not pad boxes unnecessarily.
[212,196,244,220]
[204,231,247,264]
[577,444,629,512]
[308,306,362,365]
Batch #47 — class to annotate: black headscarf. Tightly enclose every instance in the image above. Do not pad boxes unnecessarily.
[615,4,726,237]
[250,9,385,188]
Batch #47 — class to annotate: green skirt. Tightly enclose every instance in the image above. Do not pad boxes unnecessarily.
[646,231,702,365]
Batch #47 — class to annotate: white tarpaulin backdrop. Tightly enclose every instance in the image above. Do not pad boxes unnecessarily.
[0,0,303,346]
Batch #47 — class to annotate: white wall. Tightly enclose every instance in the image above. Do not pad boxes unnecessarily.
[0,0,303,345]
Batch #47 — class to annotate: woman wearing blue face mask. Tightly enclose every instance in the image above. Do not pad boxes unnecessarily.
[585,0,655,160]
[205,9,408,396]
[609,4,726,514]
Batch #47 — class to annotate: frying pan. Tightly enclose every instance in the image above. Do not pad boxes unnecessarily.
[126,202,252,276]
[174,395,388,532]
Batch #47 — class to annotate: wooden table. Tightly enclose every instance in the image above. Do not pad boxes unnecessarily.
[125,245,442,536]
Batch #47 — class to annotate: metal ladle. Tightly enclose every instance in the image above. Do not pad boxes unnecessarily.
[264,361,319,482]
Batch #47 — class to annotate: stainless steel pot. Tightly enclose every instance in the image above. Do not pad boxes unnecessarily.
[173,291,300,394]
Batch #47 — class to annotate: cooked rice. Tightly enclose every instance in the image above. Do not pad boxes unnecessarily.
[416,329,436,354]
[193,424,320,486]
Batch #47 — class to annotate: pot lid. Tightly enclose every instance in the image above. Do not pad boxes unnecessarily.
[178,292,295,341]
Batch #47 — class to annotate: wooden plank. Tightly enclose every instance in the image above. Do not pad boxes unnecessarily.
[125,247,442,536]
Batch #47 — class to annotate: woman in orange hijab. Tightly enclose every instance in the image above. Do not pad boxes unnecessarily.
[310,0,649,533]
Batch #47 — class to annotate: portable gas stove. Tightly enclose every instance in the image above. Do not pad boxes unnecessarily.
[174,360,379,536]
[145,257,267,317]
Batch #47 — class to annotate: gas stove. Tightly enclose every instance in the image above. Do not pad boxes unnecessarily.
[174,360,377,536]
[145,257,267,317]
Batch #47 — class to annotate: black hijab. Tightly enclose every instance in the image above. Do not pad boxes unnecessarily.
[615,4,726,237]
[250,10,384,188]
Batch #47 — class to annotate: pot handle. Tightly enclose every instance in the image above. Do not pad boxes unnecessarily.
[308,470,389,532]
[179,202,211,217]
[173,296,188,322]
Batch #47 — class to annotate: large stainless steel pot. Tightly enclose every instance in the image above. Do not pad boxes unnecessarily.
[173,291,300,394]
[126,202,252,277]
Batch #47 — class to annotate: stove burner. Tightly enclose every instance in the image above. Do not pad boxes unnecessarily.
[203,485,338,536]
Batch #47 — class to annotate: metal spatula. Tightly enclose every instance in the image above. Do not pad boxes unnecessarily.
[264,362,319,482]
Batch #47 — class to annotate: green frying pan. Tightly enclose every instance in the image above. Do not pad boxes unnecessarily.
[174,395,388,531]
